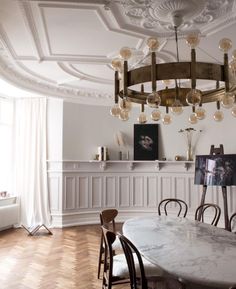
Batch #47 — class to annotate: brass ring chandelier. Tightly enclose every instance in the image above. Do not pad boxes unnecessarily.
[110,15,236,125]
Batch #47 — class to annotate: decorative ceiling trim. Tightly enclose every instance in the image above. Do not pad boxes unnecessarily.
[0,42,113,105]
[18,1,44,61]
[58,62,112,85]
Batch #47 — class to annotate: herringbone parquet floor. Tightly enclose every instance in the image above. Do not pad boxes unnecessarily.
[0,224,129,289]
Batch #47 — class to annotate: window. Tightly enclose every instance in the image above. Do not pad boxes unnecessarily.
[0,98,13,193]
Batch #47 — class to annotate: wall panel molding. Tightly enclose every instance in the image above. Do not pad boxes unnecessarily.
[47,161,236,228]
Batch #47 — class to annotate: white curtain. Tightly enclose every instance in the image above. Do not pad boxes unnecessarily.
[13,98,51,227]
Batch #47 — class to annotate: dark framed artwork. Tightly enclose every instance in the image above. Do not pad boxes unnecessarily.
[194,154,236,186]
[134,124,158,160]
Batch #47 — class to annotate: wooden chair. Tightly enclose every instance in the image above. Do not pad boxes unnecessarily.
[98,209,120,279]
[102,226,130,289]
[118,232,185,289]
[229,212,236,232]
[195,203,221,226]
[158,198,188,217]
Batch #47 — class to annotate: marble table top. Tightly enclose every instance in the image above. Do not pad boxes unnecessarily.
[122,216,236,288]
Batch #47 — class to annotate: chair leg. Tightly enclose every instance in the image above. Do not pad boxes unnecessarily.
[98,234,104,279]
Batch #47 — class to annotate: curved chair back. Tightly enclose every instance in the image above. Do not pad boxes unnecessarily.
[195,203,221,226]
[100,209,118,231]
[102,226,129,289]
[118,233,148,289]
[229,212,236,233]
[98,209,118,279]
[158,198,188,217]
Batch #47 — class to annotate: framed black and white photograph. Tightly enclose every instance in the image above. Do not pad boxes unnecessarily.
[134,124,158,160]
[194,154,236,186]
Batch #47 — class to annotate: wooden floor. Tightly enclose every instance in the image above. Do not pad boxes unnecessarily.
[0,224,129,289]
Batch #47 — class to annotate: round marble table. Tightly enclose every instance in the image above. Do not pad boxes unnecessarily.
[122,216,236,288]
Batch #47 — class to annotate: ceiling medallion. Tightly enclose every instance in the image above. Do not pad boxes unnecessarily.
[118,0,235,34]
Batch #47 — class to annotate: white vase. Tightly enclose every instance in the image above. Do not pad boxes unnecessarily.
[186,146,193,161]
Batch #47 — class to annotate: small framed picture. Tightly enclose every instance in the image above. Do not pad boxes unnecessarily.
[134,124,159,160]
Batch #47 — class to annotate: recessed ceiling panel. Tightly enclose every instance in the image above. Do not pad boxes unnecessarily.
[42,5,142,56]
[0,0,37,56]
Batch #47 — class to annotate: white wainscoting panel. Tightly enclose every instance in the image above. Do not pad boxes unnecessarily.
[132,176,144,207]
[118,176,130,208]
[146,176,158,208]
[104,176,116,208]
[76,176,89,209]
[47,160,236,227]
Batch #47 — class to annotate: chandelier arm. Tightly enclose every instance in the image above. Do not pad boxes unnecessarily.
[123,60,128,98]
[151,51,157,92]
[115,70,119,103]
[224,53,230,92]
[191,48,197,89]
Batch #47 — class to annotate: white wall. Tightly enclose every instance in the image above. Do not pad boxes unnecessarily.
[47,98,63,160]
[62,101,236,160]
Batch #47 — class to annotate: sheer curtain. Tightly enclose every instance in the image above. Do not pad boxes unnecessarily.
[13,97,51,227]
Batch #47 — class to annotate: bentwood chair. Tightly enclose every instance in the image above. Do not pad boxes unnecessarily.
[229,212,236,233]
[102,226,130,289]
[118,232,185,289]
[158,198,188,217]
[98,209,120,279]
[195,203,221,226]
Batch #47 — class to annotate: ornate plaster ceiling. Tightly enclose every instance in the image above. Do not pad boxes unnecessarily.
[0,0,236,105]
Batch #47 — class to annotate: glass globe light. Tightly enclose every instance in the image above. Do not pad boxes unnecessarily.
[221,92,235,108]
[186,89,202,106]
[219,38,232,53]
[111,58,122,71]
[146,37,159,51]
[162,114,172,125]
[110,104,121,117]
[231,105,236,117]
[119,47,132,60]
[232,49,236,59]
[146,91,161,108]
[195,106,206,120]
[185,33,200,49]
[214,110,224,122]
[119,98,132,112]
[138,112,147,124]
[171,99,183,115]
[151,109,161,121]
[229,59,236,75]
[189,113,198,124]
[119,109,129,121]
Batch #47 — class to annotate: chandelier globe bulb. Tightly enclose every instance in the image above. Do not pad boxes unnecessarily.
[119,109,129,121]
[110,104,121,117]
[146,37,159,52]
[231,105,236,117]
[111,58,122,71]
[146,91,161,108]
[171,99,183,115]
[119,98,132,112]
[214,110,224,122]
[195,106,206,120]
[189,113,198,124]
[151,109,161,121]
[186,89,202,106]
[162,114,172,125]
[138,112,147,124]
[221,92,235,108]
[185,33,200,49]
[219,38,232,53]
[119,47,132,60]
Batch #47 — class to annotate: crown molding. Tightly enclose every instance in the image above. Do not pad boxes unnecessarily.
[0,42,113,105]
